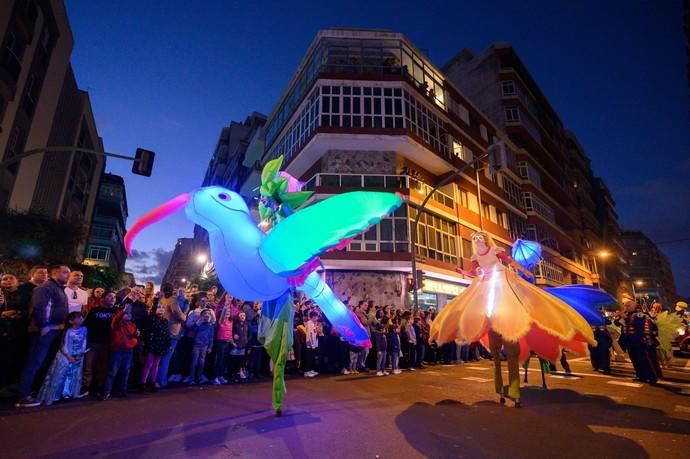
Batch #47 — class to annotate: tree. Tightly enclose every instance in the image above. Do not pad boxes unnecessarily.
[0,210,86,264]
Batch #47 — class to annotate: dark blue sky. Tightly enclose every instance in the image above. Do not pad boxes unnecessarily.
[66,0,689,294]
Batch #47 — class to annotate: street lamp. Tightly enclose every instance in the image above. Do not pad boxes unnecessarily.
[631,279,644,300]
[597,250,610,258]
[196,253,208,264]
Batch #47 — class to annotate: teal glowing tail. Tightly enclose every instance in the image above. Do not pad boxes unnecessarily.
[297,272,371,348]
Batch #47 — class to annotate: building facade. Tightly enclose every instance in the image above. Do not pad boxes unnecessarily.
[0,0,105,261]
[256,29,557,309]
[83,173,128,273]
[593,178,631,302]
[193,113,267,246]
[444,43,615,293]
[622,230,678,308]
[162,238,202,288]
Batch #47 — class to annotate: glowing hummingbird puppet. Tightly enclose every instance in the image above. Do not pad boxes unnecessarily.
[124,155,402,414]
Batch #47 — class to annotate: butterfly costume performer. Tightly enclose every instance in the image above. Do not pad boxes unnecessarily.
[430,231,595,407]
[124,155,402,416]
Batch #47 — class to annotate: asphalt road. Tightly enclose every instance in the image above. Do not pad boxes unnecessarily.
[1,356,689,459]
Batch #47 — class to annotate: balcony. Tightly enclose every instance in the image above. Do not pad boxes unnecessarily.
[535,259,565,285]
[523,192,555,224]
[304,172,408,191]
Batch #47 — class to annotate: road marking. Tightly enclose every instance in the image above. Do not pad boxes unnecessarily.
[462,377,492,383]
[569,357,588,362]
[657,380,690,389]
[675,405,690,413]
[466,366,491,371]
[607,380,643,388]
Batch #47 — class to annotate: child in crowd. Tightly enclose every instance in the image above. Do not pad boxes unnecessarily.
[102,307,139,400]
[37,312,88,405]
[374,322,389,376]
[140,306,170,392]
[388,324,402,375]
[211,304,234,385]
[188,309,214,384]
[230,311,249,380]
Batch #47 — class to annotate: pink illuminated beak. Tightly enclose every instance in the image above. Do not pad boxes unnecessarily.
[124,193,190,256]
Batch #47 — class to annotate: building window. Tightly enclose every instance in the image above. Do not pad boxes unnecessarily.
[451,139,472,163]
[461,238,473,260]
[508,211,527,241]
[321,84,405,131]
[404,91,448,157]
[410,207,458,265]
[501,80,516,96]
[85,245,110,261]
[457,188,469,208]
[348,204,409,253]
[504,107,520,122]
[91,223,112,239]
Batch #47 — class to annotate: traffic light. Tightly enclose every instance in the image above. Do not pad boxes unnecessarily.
[415,269,424,290]
[132,148,155,177]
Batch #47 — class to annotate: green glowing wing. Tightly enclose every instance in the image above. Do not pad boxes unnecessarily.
[259,191,403,275]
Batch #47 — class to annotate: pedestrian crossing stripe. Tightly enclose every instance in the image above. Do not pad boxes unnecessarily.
[606,380,643,388]
[675,405,690,413]
[465,366,491,371]
[461,377,492,383]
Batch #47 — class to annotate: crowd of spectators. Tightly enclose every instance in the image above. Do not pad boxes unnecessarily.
[0,264,490,408]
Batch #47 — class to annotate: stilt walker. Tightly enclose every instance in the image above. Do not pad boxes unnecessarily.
[124,155,402,415]
[430,232,596,407]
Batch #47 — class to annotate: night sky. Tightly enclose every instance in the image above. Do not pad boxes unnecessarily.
[65,0,689,294]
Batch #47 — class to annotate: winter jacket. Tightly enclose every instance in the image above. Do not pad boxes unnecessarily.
[111,310,138,352]
[193,322,215,348]
[388,332,401,353]
[216,319,233,341]
[161,295,186,340]
[146,315,171,356]
[232,320,249,348]
[28,278,69,330]
[374,330,388,352]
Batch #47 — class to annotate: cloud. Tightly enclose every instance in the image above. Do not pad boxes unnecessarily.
[125,248,173,286]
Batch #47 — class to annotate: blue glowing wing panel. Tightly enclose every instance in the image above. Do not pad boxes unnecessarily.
[545,285,614,326]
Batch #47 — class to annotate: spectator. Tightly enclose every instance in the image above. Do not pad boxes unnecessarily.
[86,287,105,312]
[143,282,156,310]
[140,306,170,392]
[102,307,139,400]
[402,312,417,371]
[157,283,186,387]
[355,302,371,371]
[64,271,88,314]
[16,264,71,408]
[211,303,234,385]
[388,323,402,374]
[374,322,388,376]
[83,291,118,396]
[188,309,214,385]
[1,273,30,389]
[36,311,88,405]
[246,308,264,379]
[120,287,149,385]
[304,311,319,378]
[413,316,427,368]
[230,311,249,380]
